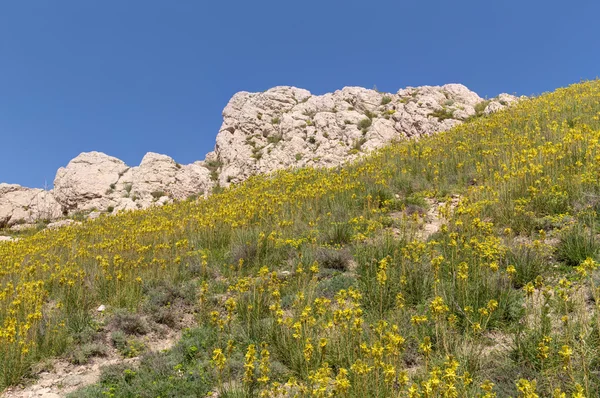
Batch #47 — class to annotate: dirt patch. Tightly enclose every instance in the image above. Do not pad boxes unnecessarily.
[1,327,181,398]
[388,195,460,241]
[419,196,460,239]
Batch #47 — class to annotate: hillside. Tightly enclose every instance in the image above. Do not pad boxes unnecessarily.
[2,80,600,397]
[0,84,517,229]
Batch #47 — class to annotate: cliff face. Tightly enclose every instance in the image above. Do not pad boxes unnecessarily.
[0,84,519,227]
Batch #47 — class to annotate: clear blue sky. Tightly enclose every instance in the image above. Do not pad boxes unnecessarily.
[1,1,598,188]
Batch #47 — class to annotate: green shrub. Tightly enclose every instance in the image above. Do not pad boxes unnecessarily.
[69,343,109,365]
[111,331,146,358]
[474,100,490,115]
[504,245,548,288]
[71,328,215,397]
[556,225,600,266]
[315,247,353,271]
[151,191,166,200]
[429,108,455,121]
[267,134,282,145]
[110,310,149,336]
[380,96,392,105]
[321,222,353,245]
[316,273,357,298]
[358,118,372,130]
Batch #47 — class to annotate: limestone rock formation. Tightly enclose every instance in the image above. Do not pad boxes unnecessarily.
[208,84,518,185]
[53,152,129,212]
[0,82,522,225]
[52,151,213,213]
[484,93,521,115]
[0,183,62,227]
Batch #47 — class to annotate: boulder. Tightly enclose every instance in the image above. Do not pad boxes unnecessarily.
[0,183,62,227]
[52,151,213,214]
[53,151,129,212]
[484,93,520,115]
[47,219,80,230]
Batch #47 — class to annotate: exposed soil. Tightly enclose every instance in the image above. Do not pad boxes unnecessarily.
[1,312,194,398]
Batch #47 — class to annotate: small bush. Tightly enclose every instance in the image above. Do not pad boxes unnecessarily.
[352,137,367,152]
[504,245,547,288]
[429,108,455,121]
[230,236,258,266]
[110,330,127,350]
[251,147,262,160]
[556,225,600,266]
[316,273,357,298]
[475,100,490,115]
[315,247,353,271]
[380,96,392,105]
[110,310,149,336]
[151,191,166,200]
[69,343,109,365]
[267,134,282,145]
[144,280,196,309]
[205,159,222,171]
[322,222,353,245]
[151,307,178,328]
[364,110,377,119]
[358,118,372,130]
[111,331,146,358]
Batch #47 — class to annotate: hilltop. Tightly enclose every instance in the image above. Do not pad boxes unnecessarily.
[0,84,517,230]
[3,81,600,398]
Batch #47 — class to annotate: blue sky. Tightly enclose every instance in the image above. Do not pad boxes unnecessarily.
[1,1,599,188]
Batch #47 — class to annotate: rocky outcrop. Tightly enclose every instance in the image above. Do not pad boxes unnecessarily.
[0,184,62,227]
[54,152,130,212]
[0,83,521,225]
[208,84,519,185]
[484,93,520,115]
[53,152,213,214]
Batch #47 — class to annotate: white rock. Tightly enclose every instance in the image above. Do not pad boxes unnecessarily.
[97,304,106,312]
[211,83,507,186]
[46,219,79,229]
[10,222,36,231]
[87,211,102,220]
[0,183,62,227]
[484,93,520,115]
[53,151,129,212]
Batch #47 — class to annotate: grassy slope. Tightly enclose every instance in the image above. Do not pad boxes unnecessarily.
[2,81,600,397]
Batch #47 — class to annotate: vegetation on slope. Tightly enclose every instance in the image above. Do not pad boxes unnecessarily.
[2,81,600,397]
